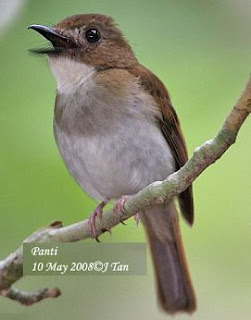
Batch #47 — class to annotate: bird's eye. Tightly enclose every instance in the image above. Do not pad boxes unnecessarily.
[85,29,101,43]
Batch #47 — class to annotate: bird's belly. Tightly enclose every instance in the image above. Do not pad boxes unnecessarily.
[54,120,175,202]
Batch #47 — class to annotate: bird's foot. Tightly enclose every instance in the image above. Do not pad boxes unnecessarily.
[113,195,129,223]
[134,212,140,227]
[88,199,109,241]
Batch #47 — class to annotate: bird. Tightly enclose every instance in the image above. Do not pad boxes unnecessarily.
[29,14,196,314]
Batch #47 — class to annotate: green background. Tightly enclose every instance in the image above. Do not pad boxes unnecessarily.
[0,0,251,319]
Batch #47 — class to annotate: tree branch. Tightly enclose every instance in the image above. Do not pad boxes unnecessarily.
[1,76,251,306]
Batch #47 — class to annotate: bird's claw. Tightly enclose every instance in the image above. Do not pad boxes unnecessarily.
[101,227,112,234]
[113,195,129,223]
[88,200,108,240]
[134,212,140,227]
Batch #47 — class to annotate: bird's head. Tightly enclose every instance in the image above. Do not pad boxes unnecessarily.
[29,14,138,70]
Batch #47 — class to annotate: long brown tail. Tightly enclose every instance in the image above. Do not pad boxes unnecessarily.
[141,202,196,314]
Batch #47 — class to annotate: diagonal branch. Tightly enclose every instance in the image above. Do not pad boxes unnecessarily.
[0,76,251,306]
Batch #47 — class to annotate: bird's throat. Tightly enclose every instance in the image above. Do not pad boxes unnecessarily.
[48,57,95,91]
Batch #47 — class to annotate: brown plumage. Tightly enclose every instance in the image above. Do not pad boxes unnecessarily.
[29,14,196,314]
[129,64,194,224]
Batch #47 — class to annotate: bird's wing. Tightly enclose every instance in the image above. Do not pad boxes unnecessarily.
[129,64,194,225]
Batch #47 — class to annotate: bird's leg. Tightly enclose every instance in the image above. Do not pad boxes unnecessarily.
[89,198,109,240]
[113,195,129,224]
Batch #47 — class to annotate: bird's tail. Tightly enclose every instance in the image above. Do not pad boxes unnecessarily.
[141,202,196,314]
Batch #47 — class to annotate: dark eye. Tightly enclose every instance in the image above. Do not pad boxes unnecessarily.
[85,29,101,43]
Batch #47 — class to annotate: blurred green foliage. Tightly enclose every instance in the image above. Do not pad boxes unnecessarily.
[0,0,250,319]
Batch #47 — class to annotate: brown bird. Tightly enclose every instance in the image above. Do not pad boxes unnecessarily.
[29,14,196,314]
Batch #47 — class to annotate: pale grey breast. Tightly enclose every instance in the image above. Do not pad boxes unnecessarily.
[53,67,175,201]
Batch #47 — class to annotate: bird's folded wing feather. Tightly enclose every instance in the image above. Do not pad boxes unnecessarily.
[128,64,194,225]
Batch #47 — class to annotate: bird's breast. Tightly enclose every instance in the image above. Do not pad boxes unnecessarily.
[53,67,175,201]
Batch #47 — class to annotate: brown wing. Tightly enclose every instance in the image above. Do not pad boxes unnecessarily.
[129,64,194,225]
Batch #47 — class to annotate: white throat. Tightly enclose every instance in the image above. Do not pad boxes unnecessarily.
[48,57,95,92]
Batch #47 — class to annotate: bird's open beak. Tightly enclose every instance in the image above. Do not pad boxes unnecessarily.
[28,24,76,54]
